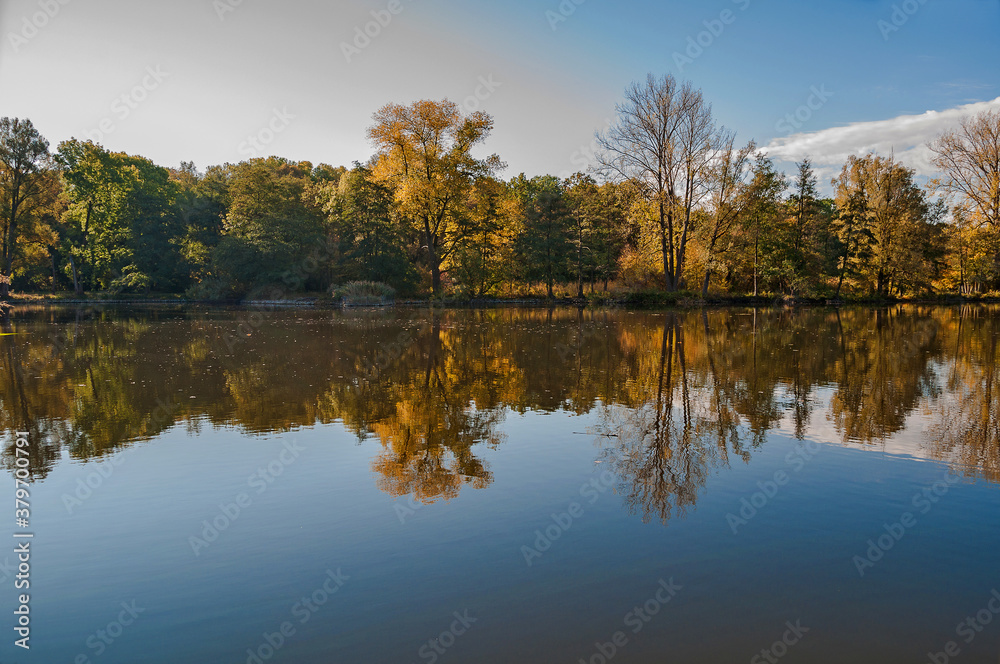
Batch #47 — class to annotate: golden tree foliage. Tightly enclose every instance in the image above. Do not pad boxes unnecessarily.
[367,99,504,294]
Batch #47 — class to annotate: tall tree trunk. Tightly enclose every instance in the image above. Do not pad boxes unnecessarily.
[1,173,25,299]
[666,206,677,291]
[659,210,671,291]
[70,255,82,295]
[676,209,691,292]
[424,217,441,295]
[753,228,759,297]
[430,261,441,295]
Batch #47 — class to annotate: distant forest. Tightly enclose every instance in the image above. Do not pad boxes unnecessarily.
[1,74,998,300]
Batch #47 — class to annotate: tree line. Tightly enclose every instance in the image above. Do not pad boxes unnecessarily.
[1,74,998,299]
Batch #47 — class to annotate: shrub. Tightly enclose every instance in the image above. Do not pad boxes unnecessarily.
[185,278,234,302]
[333,281,396,306]
[622,289,693,308]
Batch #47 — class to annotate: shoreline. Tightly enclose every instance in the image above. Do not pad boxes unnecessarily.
[3,293,1000,309]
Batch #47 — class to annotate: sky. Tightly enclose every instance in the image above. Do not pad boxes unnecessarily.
[1,0,997,190]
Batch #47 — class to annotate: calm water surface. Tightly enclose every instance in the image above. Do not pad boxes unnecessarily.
[1,305,999,663]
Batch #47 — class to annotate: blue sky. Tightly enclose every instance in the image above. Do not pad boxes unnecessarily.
[1,0,997,187]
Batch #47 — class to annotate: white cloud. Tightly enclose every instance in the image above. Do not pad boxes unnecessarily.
[763,97,1000,182]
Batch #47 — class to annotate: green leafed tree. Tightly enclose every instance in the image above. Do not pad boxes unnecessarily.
[210,157,326,296]
[833,154,937,296]
[319,163,416,293]
[56,139,183,293]
[450,175,517,297]
[0,118,50,298]
[512,174,572,298]
[735,154,787,296]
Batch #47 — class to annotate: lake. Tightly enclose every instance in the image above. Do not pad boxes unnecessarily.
[1,305,999,663]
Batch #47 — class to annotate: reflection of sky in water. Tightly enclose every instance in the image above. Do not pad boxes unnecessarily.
[1,306,999,663]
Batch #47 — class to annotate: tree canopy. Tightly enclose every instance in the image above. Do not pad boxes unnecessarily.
[1,93,998,300]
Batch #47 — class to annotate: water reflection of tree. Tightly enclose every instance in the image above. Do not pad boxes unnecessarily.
[930,308,1000,482]
[828,307,941,443]
[2,305,999,508]
[599,313,753,524]
[0,307,65,480]
[349,314,511,502]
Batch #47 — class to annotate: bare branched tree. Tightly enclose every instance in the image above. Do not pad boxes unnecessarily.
[930,109,1000,229]
[597,74,719,291]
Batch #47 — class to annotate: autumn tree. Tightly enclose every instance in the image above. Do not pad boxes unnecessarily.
[699,134,755,296]
[931,110,1000,292]
[833,154,935,296]
[598,74,719,291]
[368,100,504,295]
[0,118,50,298]
[931,109,1000,230]
[451,175,517,297]
[3,166,64,292]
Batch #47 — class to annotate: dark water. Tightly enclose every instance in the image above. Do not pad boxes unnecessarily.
[1,305,999,664]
